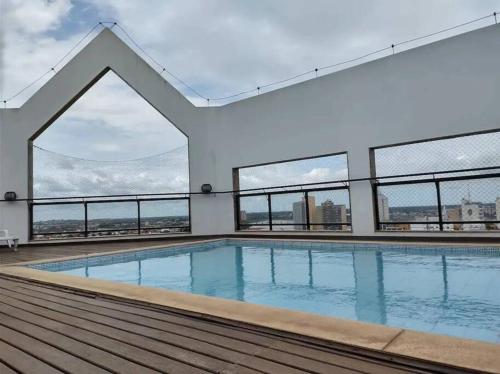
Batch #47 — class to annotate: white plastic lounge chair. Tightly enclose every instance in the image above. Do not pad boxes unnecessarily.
[0,230,18,251]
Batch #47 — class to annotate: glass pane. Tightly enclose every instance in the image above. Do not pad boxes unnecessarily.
[87,201,138,235]
[309,189,351,231]
[271,192,306,231]
[32,203,85,238]
[140,199,190,233]
[377,183,439,231]
[238,195,269,230]
[440,177,500,231]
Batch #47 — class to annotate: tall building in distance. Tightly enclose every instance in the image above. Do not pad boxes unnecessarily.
[292,196,316,230]
[445,207,461,231]
[377,193,390,221]
[293,196,347,231]
[314,206,323,230]
[239,210,247,222]
[321,199,347,230]
[461,198,485,231]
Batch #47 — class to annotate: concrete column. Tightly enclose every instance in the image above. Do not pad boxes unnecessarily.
[348,146,376,236]
[188,122,235,236]
[0,109,30,243]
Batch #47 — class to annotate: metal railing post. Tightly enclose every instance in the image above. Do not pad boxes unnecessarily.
[235,194,241,231]
[84,202,88,237]
[267,193,273,231]
[305,191,311,231]
[28,203,34,240]
[188,197,192,232]
[372,182,381,231]
[137,200,141,235]
[436,181,444,231]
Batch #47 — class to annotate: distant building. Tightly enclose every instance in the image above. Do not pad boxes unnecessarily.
[461,198,484,221]
[313,206,323,230]
[482,203,496,219]
[461,198,485,231]
[446,207,461,221]
[292,196,316,230]
[445,207,461,231]
[292,201,305,230]
[377,193,390,221]
[410,216,454,231]
[411,216,441,231]
[240,210,247,222]
[321,199,347,230]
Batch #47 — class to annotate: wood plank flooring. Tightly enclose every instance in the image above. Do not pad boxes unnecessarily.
[0,239,478,373]
[0,274,466,373]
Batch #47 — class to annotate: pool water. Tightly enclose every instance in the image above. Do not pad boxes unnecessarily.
[31,240,500,343]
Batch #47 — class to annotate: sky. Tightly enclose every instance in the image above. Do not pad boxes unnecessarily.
[0,0,500,201]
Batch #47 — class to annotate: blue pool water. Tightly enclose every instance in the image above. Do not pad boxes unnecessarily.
[31,240,500,343]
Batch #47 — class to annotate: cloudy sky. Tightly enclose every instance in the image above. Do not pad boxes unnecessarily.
[1,0,499,200]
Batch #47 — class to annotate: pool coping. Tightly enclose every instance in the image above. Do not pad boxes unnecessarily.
[1,237,499,373]
[7,237,500,268]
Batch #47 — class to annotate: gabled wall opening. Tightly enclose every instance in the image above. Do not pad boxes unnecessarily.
[28,70,190,239]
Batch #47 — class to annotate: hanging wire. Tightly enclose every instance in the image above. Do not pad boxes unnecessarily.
[112,23,208,100]
[208,11,499,102]
[33,143,188,163]
[2,69,55,104]
[318,45,392,72]
[1,22,109,104]
[52,23,106,69]
[393,13,494,48]
[1,11,499,107]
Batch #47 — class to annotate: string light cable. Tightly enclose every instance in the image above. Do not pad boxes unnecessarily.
[1,11,499,107]
[32,143,187,163]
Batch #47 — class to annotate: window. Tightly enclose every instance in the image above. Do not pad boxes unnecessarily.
[235,153,351,232]
[30,71,190,239]
[372,131,500,232]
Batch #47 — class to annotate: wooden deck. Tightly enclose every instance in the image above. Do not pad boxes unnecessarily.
[0,239,477,373]
[0,274,459,374]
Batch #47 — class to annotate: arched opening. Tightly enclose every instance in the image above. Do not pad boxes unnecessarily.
[29,70,190,239]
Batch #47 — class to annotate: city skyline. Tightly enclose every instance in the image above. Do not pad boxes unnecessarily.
[238,192,500,232]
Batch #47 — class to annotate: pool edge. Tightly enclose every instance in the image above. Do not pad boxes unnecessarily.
[9,236,500,268]
[3,238,227,267]
[1,265,499,373]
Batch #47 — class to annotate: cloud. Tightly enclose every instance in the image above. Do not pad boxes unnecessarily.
[239,155,349,191]
[33,144,189,197]
[4,0,72,35]
[34,71,188,161]
[302,168,332,182]
[4,1,500,105]
[3,0,500,199]
[81,0,500,102]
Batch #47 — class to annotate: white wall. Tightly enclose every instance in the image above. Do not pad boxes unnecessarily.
[1,24,499,243]
[197,23,500,238]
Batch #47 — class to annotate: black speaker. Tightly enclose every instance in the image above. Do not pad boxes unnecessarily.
[201,184,213,193]
[4,191,17,201]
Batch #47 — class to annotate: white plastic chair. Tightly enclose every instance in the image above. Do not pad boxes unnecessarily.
[0,230,18,251]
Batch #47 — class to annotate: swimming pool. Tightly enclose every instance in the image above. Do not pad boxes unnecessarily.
[30,239,500,344]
